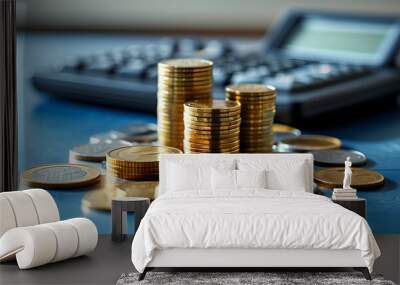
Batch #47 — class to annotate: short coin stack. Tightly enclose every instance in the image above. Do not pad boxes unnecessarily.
[226,84,276,153]
[106,145,182,183]
[183,100,241,153]
[157,59,213,150]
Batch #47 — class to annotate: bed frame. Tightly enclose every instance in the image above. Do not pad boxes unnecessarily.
[139,248,371,280]
[139,154,372,281]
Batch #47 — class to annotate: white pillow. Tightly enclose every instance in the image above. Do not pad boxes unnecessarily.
[166,159,236,192]
[211,169,267,191]
[236,169,267,189]
[167,162,211,191]
[238,159,309,192]
[211,168,237,190]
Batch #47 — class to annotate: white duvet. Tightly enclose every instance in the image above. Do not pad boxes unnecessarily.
[131,190,380,273]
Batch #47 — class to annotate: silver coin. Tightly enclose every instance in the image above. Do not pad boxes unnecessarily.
[90,123,157,144]
[274,132,300,144]
[70,141,132,162]
[69,154,107,175]
[311,149,367,166]
[22,164,101,189]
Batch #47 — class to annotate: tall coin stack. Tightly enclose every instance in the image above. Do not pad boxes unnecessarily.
[157,59,213,150]
[225,84,276,153]
[106,145,182,184]
[183,100,241,153]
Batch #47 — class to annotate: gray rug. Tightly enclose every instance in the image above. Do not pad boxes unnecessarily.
[117,272,395,285]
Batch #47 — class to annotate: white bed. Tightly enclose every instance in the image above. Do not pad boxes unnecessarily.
[131,154,380,280]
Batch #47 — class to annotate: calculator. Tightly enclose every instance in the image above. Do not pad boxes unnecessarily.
[32,9,400,123]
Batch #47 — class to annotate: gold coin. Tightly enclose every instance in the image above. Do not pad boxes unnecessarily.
[159,58,213,70]
[185,136,239,145]
[272,124,301,134]
[82,190,112,211]
[184,140,239,149]
[158,123,185,131]
[240,130,274,136]
[226,92,276,99]
[116,181,159,200]
[157,113,184,121]
[314,168,384,189]
[158,70,213,78]
[185,117,241,126]
[186,123,241,131]
[107,170,159,177]
[183,147,240,153]
[106,166,159,173]
[157,127,185,134]
[240,148,272,153]
[184,100,240,112]
[184,104,240,115]
[235,102,276,109]
[226,97,276,105]
[184,130,240,139]
[158,79,212,87]
[158,92,212,100]
[240,144,273,149]
[225,84,276,95]
[23,164,101,189]
[107,145,181,163]
[106,161,159,168]
[279,135,342,151]
[240,133,273,139]
[80,176,116,211]
[159,78,213,86]
[158,85,212,92]
[158,85,213,93]
[241,110,276,116]
[108,172,158,180]
[241,142,273,146]
[226,97,276,104]
[107,165,159,171]
[241,118,274,124]
[158,98,211,105]
[184,109,241,118]
[184,114,240,123]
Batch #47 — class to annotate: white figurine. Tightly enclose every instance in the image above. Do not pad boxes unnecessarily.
[343,156,352,190]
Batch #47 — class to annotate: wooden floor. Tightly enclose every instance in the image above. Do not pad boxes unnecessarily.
[0,235,399,285]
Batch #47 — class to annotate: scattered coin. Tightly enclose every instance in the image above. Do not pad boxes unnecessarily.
[106,145,182,181]
[89,123,157,144]
[314,167,384,189]
[82,189,112,211]
[311,149,368,166]
[69,153,106,175]
[272,123,301,143]
[23,164,101,189]
[279,135,342,152]
[70,141,132,162]
[81,176,112,210]
[116,181,159,200]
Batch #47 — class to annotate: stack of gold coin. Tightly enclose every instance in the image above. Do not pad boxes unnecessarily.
[226,84,276,153]
[157,58,213,150]
[183,100,241,153]
[106,145,182,182]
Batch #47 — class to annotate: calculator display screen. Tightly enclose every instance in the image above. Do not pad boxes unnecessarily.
[281,17,398,64]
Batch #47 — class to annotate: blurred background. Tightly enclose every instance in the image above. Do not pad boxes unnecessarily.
[16,0,400,34]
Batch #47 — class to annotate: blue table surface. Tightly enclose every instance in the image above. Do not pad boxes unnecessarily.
[17,32,400,234]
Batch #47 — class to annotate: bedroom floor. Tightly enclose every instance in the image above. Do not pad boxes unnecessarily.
[0,235,398,285]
